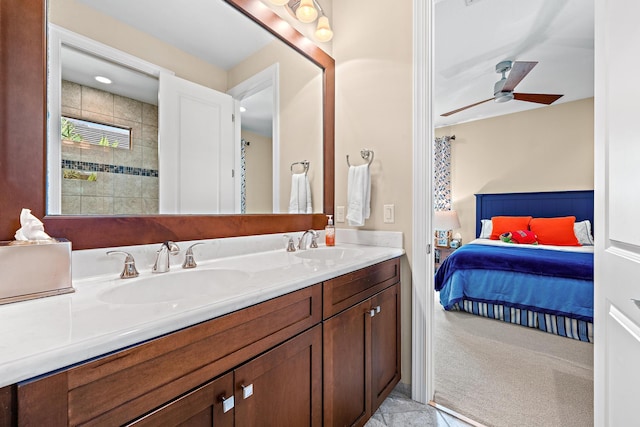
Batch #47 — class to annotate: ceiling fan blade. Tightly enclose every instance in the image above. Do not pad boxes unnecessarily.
[502,61,538,92]
[440,98,494,117]
[513,93,564,104]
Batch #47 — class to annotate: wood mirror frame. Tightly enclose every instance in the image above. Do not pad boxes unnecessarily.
[0,0,334,249]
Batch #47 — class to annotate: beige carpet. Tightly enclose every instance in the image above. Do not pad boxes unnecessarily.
[433,294,593,427]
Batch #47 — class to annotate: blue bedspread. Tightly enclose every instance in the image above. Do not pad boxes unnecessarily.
[435,243,594,322]
[435,243,593,290]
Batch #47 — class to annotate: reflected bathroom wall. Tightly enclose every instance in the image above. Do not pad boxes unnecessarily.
[60,80,159,214]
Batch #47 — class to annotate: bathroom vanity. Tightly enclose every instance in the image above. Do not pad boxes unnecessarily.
[0,234,403,426]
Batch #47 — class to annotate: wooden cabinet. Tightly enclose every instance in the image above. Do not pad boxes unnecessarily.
[129,325,322,427]
[234,325,322,427]
[11,257,401,427]
[323,259,401,427]
[434,246,456,271]
[128,373,234,427]
[370,284,401,411]
[16,285,321,426]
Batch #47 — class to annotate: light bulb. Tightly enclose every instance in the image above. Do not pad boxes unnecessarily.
[315,16,333,42]
[270,0,289,5]
[296,0,318,23]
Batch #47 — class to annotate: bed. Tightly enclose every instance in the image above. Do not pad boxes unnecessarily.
[434,190,594,342]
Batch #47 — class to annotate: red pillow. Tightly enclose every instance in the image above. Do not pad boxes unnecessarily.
[490,216,532,240]
[529,216,581,246]
[510,229,538,244]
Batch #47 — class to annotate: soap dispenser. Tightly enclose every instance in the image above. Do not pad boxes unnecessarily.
[325,215,335,246]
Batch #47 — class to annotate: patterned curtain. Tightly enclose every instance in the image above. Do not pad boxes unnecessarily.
[433,136,452,211]
[240,138,248,214]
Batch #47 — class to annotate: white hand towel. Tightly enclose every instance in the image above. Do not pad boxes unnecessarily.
[346,165,371,226]
[305,175,313,213]
[289,173,312,213]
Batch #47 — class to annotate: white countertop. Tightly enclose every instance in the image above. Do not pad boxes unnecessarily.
[0,230,403,388]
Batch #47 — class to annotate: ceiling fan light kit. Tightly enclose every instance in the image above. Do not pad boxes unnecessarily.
[441,60,564,117]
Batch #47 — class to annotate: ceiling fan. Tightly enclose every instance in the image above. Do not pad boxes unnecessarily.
[441,60,564,117]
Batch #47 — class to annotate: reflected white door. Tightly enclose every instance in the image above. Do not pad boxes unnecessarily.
[158,73,234,214]
[594,1,640,425]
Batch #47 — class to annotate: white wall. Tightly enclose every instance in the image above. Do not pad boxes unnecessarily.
[332,0,414,385]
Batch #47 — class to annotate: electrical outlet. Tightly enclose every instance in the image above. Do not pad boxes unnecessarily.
[336,206,345,223]
[384,204,395,223]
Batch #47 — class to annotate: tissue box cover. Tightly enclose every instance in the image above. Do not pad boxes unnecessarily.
[0,238,74,305]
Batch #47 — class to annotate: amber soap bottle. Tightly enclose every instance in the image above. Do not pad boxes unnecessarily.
[325,215,335,246]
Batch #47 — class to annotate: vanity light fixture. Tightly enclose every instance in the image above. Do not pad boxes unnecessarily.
[94,75,112,84]
[269,0,333,42]
[295,0,317,22]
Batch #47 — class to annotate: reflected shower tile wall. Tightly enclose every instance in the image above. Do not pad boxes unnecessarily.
[60,81,159,215]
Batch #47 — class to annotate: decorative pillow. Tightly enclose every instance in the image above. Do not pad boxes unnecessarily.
[490,216,532,240]
[511,229,538,244]
[529,216,581,246]
[479,219,492,239]
[574,220,594,245]
[499,230,538,244]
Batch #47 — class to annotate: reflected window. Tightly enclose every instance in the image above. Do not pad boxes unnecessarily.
[61,116,132,150]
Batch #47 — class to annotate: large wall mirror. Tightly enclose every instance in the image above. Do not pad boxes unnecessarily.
[0,0,334,249]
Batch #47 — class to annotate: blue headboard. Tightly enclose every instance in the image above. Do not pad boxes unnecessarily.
[475,190,594,237]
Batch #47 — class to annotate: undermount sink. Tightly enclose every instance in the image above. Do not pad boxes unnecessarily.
[99,268,251,305]
[294,247,364,262]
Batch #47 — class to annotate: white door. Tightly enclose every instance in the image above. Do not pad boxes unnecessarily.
[158,73,235,214]
[594,1,640,425]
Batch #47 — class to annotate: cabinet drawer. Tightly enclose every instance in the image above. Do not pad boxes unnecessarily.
[18,284,321,426]
[127,372,234,427]
[323,258,400,319]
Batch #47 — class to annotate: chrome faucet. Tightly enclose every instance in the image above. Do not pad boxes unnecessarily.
[106,251,139,279]
[152,241,180,273]
[298,230,319,250]
[182,242,204,269]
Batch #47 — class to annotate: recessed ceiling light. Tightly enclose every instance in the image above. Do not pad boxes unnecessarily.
[240,106,247,112]
[95,76,112,84]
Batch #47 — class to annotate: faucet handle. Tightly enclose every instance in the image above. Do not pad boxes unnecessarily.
[164,241,180,254]
[107,251,139,279]
[283,235,296,252]
[182,243,204,269]
[310,231,319,249]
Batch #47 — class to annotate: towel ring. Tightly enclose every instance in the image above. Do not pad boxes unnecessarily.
[291,160,310,175]
[346,149,374,167]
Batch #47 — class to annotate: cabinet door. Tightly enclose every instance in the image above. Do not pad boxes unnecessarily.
[323,299,372,427]
[370,283,401,412]
[234,325,322,427]
[127,372,234,427]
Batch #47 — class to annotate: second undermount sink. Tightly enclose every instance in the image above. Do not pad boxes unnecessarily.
[294,247,363,262]
[98,268,251,305]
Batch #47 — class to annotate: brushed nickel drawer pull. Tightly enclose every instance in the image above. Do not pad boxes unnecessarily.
[241,383,254,399]
[221,395,235,413]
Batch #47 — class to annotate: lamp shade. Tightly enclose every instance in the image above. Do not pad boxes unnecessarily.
[296,0,318,23]
[315,16,333,42]
[434,210,461,230]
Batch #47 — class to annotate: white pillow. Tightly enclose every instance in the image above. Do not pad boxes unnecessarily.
[479,219,492,239]
[574,220,594,245]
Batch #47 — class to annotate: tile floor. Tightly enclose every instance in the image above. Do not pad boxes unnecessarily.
[365,386,476,427]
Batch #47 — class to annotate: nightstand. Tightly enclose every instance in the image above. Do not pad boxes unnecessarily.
[434,245,457,271]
